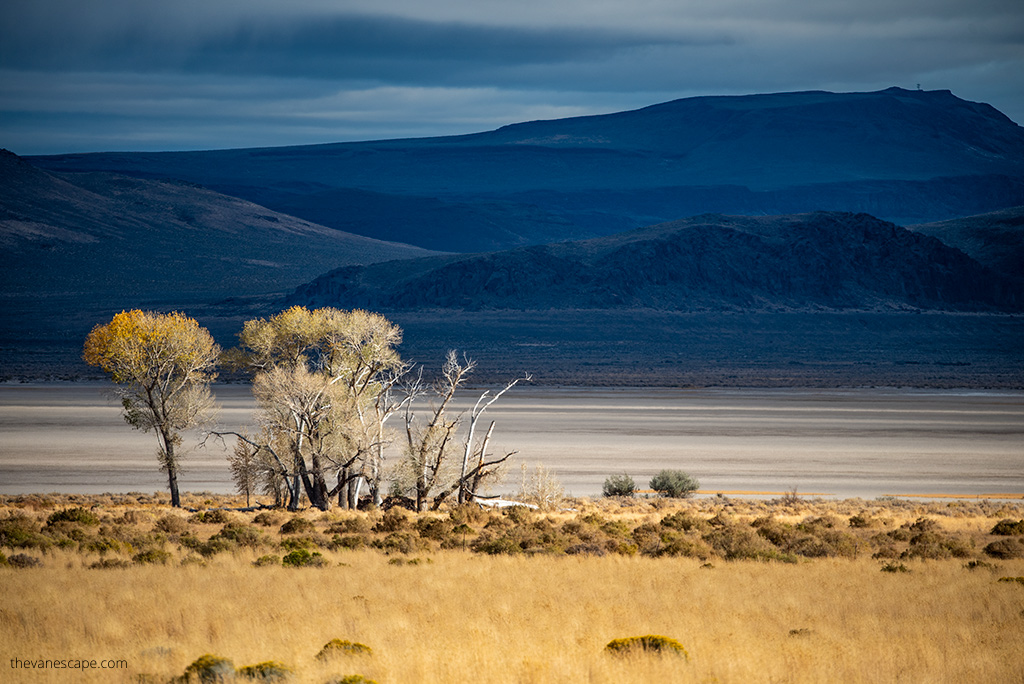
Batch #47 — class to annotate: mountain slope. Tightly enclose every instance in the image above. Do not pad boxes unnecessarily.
[0,149,435,301]
[287,212,1022,313]
[30,88,1024,251]
[909,206,1024,283]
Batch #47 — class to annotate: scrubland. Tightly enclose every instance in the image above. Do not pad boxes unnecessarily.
[2,493,1023,683]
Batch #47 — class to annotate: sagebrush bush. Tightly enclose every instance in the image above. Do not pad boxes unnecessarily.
[317,639,373,659]
[281,549,327,567]
[235,660,292,681]
[252,511,281,527]
[602,473,637,498]
[984,538,1024,559]
[133,548,172,565]
[0,512,50,549]
[649,470,699,498]
[188,510,231,525]
[279,517,317,535]
[605,635,689,658]
[991,519,1024,535]
[182,654,234,683]
[46,507,100,527]
[7,552,42,568]
[154,514,190,535]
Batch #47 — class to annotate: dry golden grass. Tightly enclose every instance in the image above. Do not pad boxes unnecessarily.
[2,494,1023,683]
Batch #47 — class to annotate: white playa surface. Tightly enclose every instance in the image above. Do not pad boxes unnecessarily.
[0,383,1022,499]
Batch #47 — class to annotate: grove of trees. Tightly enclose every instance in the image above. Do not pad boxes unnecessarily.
[86,306,527,510]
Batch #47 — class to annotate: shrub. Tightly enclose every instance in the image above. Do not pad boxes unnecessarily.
[327,676,378,684]
[7,553,42,568]
[649,470,700,498]
[602,473,637,498]
[154,515,190,535]
[660,511,710,533]
[90,557,132,569]
[211,522,264,549]
[236,660,292,681]
[415,516,454,541]
[881,562,910,573]
[188,510,231,525]
[253,554,280,567]
[373,508,409,533]
[997,576,1024,586]
[0,512,50,549]
[182,654,234,683]
[281,549,327,567]
[317,639,373,660]
[46,507,100,527]
[252,511,281,527]
[984,538,1024,559]
[327,517,372,535]
[133,548,172,565]
[280,517,317,535]
[605,635,689,659]
[991,519,1024,535]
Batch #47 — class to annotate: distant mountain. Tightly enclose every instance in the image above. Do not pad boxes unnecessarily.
[31,88,1024,251]
[0,149,433,302]
[287,212,1023,313]
[909,206,1024,283]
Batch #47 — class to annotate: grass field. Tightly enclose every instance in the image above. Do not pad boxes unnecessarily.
[2,493,1023,683]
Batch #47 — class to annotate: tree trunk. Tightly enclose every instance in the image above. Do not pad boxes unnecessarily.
[160,429,181,508]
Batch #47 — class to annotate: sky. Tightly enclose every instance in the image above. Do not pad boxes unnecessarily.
[1,0,1022,155]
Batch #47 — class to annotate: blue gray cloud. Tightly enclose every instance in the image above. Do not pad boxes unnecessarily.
[1,0,1022,154]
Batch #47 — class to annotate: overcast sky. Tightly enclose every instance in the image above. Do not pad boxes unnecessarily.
[2,0,1022,155]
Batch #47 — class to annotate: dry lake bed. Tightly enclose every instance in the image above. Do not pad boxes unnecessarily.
[1,383,1022,500]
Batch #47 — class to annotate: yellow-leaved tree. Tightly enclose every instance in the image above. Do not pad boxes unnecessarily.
[83,310,220,507]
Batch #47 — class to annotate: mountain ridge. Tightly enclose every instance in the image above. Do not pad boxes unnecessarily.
[287,211,1023,313]
[28,88,1024,251]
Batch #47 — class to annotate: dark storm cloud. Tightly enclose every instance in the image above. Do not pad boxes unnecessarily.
[0,9,725,83]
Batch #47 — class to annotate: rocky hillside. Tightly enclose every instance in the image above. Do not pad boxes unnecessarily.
[288,212,1022,313]
[909,206,1024,283]
[31,88,1024,251]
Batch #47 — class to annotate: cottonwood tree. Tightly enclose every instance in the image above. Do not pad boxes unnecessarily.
[227,306,407,511]
[403,350,527,511]
[83,310,220,507]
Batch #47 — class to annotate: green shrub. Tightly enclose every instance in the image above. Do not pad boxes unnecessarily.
[281,549,327,567]
[374,532,429,554]
[997,576,1024,586]
[602,473,637,498]
[0,512,51,549]
[133,548,172,565]
[188,510,231,525]
[327,676,378,684]
[649,470,700,498]
[236,660,292,681]
[253,554,280,567]
[316,639,373,660]
[46,507,100,527]
[991,519,1024,535]
[605,635,688,659]
[984,538,1024,559]
[182,654,234,683]
[279,517,317,535]
[211,522,264,549]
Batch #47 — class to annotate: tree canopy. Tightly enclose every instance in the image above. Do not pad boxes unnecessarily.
[83,310,220,507]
